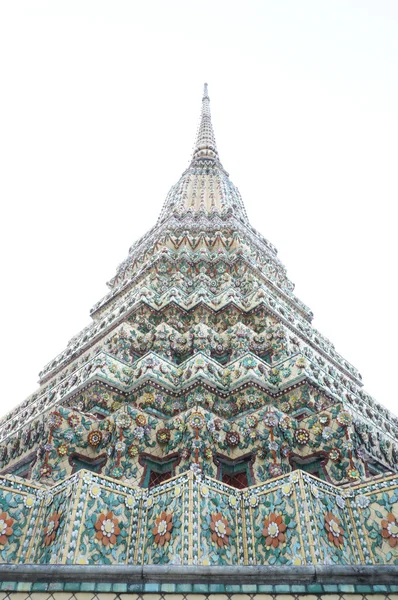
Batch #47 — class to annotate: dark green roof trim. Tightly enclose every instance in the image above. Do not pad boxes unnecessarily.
[0,564,397,586]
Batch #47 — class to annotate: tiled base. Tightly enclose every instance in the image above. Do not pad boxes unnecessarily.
[1,591,398,599]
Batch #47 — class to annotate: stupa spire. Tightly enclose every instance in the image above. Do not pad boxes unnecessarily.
[191,82,221,165]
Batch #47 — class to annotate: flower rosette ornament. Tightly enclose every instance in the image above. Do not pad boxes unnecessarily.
[48,411,62,430]
[328,448,342,463]
[156,428,171,445]
[94,511,121,546]
[0,512,14,546]
[189,412,205,430]
[247,415,258,429]
[337,410,352,427]
[269,463,283,478]
[381,513,398,548]
[264,411,279,428]
[68,413,80,428]
[180,447,190,460]
[57,444,68,457]
[279,416,291,431]
[128,444,139,458]
[88,430,102,447]
[324,511,344,548]
[43,512,61,546]
[152,511,173,546]
[295,356,306,369]
[203,446,213,460]
[210,512,232,547]
[40,463,52,478]
[116,412,131,429]
[226,431,240,447]
[295,428,309,446]
[318,413,330,426]
[135,414,147,427]
[262,513,287,549]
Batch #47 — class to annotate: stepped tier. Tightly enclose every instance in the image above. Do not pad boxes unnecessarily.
[1,85,397,579]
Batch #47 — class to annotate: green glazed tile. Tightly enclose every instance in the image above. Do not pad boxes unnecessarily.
[80,583,95,591]
[112,583,128,593]
[339,584,355,593]
[291,585,306,593]
[16,583,30,591]
[176,584,193,592]
[226,585,241,592]
[258,585,274,592]
[48,582,65,591]
[193,584,209,593]
[128,583,144,592]
[32,583,49,591]
[242,585,257,593]
[274,585,291,593]
[210,584,225,593]
[144,583,161,592]
[64,583,81,591]
[161,583,177,592]
[95,583,112,592]
[308,584,323,593]
[356,585,372,593]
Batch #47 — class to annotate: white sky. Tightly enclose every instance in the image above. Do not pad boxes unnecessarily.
[0,1,397,418]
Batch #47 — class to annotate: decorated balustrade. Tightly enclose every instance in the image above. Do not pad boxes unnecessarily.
[0,468,396,566]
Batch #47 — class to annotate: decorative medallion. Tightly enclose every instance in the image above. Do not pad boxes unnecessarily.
[94,511,121,546]
[210,512,231,547]
[88,430,102,447]
[225,431,240,447]
[152,511,173,546]
[43,512,61,546]
[156,428,171,444]
[381,513,398,547]
[262,513,287,548]
[324,511,344,548]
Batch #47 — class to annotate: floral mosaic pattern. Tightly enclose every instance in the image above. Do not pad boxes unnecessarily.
[0,469,397,567]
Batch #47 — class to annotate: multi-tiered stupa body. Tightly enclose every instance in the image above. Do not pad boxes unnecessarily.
[0,86,396,594]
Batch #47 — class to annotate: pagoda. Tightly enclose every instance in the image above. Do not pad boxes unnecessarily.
[0,85,397,597]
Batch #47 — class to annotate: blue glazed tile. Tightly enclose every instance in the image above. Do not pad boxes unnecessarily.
[112,583,128,593]
[258,585,274,592]
[242,585,257,593]
[291,585,306,593]
[145,583,161,592]
[161,584,177,592]
[15,583,30,591]
[48,583,65,591]
[210,584,225,593]
[80,583,95,591]
[64,583,81,591]
[95,583,112,592]
[32,583,49,591]
[193,584,209,593]
[176,584,193,592]
[128,583,144,592]
[339,584,355,593]
[308,584,323,593]
[226,585,241,592]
